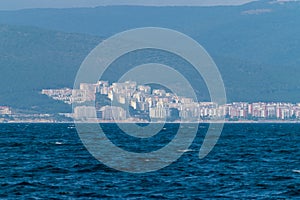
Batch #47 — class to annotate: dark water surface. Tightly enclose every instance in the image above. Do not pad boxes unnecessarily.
[0,123,299,199]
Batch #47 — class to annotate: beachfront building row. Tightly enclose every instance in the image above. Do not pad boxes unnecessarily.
[73,102,300,121]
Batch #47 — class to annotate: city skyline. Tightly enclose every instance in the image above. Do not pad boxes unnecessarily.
[40,80,300,122]
[2,81,300,123]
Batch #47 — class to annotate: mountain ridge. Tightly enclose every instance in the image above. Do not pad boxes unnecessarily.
[0,1,300,112]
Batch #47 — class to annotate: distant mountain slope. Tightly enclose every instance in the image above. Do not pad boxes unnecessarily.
[0,25,101,112]
[0,1,300,113]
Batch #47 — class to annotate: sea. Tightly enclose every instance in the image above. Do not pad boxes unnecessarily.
[0,123,299,199]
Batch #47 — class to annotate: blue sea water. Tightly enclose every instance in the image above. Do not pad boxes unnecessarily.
[0,123,299,199]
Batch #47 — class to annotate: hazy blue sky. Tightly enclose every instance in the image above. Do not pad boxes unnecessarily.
[0,0,257,10]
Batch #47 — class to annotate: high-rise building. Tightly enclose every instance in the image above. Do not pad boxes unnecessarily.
[99,106,126,120]
[149,102,168,119]
[74,106,96,119]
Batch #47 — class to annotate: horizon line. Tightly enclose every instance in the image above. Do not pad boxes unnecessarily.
[0,0,257,11]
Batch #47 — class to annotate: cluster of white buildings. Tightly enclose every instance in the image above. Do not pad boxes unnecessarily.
[0,106,12,115]
[222,102,300,120]
[0,106,12,122]
[73,105,127,121]
[41,82,104,104]
[42,81,300,122]
[0,106,62,123]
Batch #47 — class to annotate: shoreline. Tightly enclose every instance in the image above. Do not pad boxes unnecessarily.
[2,120,300,124]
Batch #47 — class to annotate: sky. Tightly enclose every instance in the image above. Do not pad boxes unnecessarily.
[0,0,257,10]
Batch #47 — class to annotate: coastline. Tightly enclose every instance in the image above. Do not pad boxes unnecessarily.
[2,120,300,124]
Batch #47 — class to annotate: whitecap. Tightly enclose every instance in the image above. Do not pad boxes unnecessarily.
[55,142,63,145]
[177,149,193,153]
